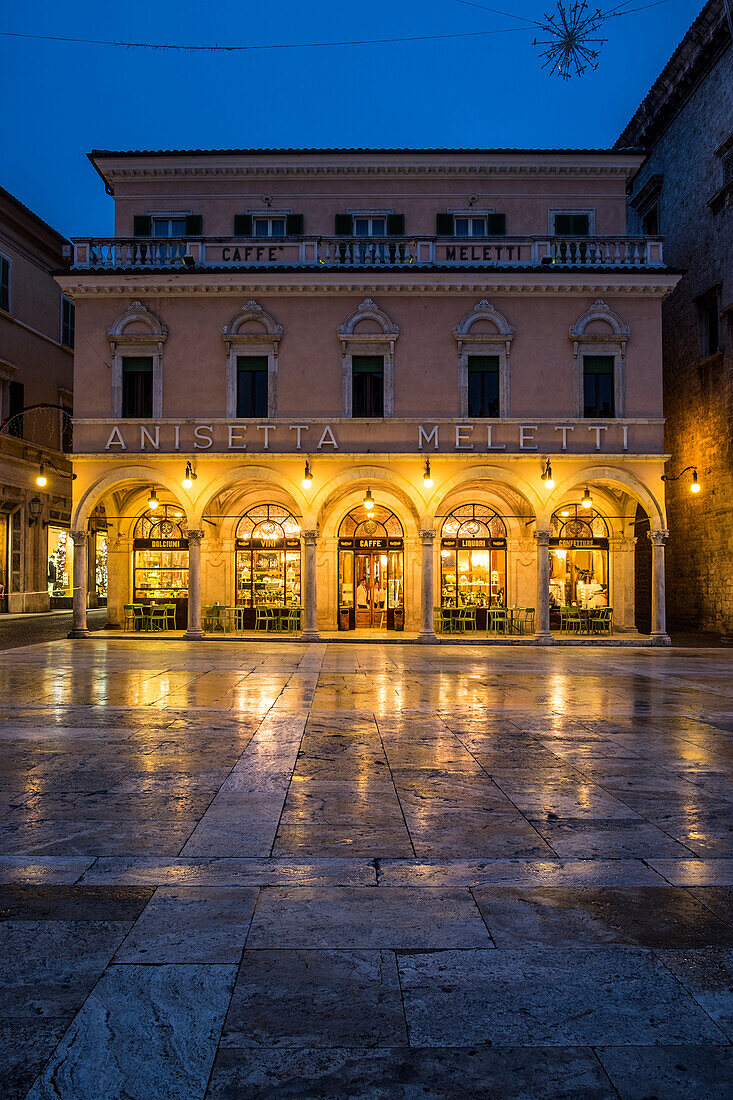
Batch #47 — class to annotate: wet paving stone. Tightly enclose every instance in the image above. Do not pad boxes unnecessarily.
[0,639,731,1097]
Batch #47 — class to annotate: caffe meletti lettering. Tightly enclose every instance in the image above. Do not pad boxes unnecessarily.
[103,421,634,454]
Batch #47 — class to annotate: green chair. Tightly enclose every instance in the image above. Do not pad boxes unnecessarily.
[458,607,477,632]
[286,607,302,633]
[123,604,144,632]
[254,606,272,632]
[488,607,509,635]
[517,607,535,635]
[148,603,168,631]
[560,607,583,634]
[433,606,445,633]
[591,607,613,635]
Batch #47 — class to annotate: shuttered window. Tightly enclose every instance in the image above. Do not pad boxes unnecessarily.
[122,357,153,418]
[468,356,500,418]
[583,356,615,417]
[237,356,268,418]
[554,214,590,236]
[352,356,384,418]
[0,254,10,312]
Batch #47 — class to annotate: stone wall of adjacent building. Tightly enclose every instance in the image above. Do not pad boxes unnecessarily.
[621,7,733,639]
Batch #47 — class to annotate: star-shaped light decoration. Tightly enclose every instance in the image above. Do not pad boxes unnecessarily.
[533,1,606,79]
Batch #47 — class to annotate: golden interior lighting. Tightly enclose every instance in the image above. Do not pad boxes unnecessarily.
[182,462,196,490]
[423,459,433,489]
[541,459,555,490]
[363,487,374,511]
[36,464,47,488]
[302,460,313,490]
[147,487,159,510]
[581,487,593,509]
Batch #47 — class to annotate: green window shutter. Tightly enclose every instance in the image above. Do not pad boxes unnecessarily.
[234,214,252,236]
[583,355,614,375]
[335,214,352,236]
[185,214,203,236]
[387,214,405,235]
[555,213,590,236]
[352,355,383,374]
[572,214,590,235]
[133,215,152,237]
[436,212,454,236]
[286,213,304,236]
[468,355,500,373]
[237,355,268,372]
[122,356,154,373]
[487,213,506,236]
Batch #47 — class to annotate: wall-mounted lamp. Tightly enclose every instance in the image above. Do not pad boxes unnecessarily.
[36,464,47,488]
[363,487,374,511]
[147,487,159,510]
[302,460,313,490]
[27,495,44,527]
[540,459,555,490]
[423,459,433,489]
[581,487,593,509]
[182,462,197,490]
[662,466,701,495]
[34,460,75,484]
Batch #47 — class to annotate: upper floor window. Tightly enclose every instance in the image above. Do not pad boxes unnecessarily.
[7,381,24,438]
[641,206,659,235]
[122,357,153,418]
[352,355,384,418]
[437,212,506,236]
[335,214,405,236]
[133,214,202,237]
[583,355,615,417]
[61,296,75,348]
[552,213,591,236]
[698,286,721,359]
[0,254,10,313]
[236,355,268,417]
[233,214,304,237]
[467,355,500,417]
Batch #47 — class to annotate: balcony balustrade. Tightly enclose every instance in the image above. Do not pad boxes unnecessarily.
[70,234,665,271]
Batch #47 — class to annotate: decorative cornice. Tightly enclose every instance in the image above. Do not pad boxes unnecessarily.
[102,164,638,183]
[59,278,680,299]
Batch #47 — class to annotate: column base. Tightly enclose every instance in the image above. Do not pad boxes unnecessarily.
[532,631,554,644]
[417,630,438,643]
[650,633,672,646]
[67,629,91,639]
[183,629,206,640]
[299,631,321,642]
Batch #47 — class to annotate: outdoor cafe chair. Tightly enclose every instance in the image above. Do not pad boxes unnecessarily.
[488,606,509,635]
[458,607,477,632]
[517,607,535,635]
[285,607,302,633]
[560,607,584,634]
[591,607,613,635]
[163,604,177,630]
[123,604,144,632]
[433,606,445,633]
[254,606,273,632]
[148,604,168,631]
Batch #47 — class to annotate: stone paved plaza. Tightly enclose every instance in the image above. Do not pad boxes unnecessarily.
[2,640,733,1098]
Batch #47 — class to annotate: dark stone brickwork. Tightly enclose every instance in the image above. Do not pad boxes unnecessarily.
[619,4,733,639]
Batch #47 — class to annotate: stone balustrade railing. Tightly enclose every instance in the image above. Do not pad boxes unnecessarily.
[69,235,665,270]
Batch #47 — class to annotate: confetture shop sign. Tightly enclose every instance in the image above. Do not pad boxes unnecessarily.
[92,419,659,455]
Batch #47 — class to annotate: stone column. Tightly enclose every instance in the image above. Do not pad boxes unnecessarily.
[649,529,671,645]
[534,528,553,643]
[183,529,205,640]
[68,530,90,638]
[301,530,320,641]
[610,536,637,633]
[417,529,437,642]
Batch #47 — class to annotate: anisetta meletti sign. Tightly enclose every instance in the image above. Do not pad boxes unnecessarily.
[77,419,664,455]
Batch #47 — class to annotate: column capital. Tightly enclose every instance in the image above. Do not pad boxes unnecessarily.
[533,528,551,544]
[419,529,436,542]
[186,529,205,542]
[302,529,319,544]
[70,529,89,548]
[648,529,669,546]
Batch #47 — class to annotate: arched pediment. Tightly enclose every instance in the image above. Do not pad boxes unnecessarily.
[108,301,167,353]
[453,300,515,356]
[569,300,631,357]
[222,300,283,351]
[337,299,399,339]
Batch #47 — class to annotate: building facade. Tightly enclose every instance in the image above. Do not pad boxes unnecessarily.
[0,185,80,614]
[618,0,733,641]
[60,147,679,641]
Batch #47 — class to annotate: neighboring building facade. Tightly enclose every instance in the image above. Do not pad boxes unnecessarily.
[0,185,82,614]
[60,147,678,640]
[618,0,733,640]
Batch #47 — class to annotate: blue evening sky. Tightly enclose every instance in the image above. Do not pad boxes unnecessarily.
[1,0,701,237]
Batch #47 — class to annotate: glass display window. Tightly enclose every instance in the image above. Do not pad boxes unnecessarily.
[337,504,404,629]
[47,526,74,598]
[95,533,108,599]
[235,505,301,615]
[0,512,7,604]
[440,505,507,614]
[549,505,610,610]
[132,505,189,627]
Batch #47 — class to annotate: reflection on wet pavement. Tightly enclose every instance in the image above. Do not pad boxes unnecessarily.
[1,639,733,1097]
